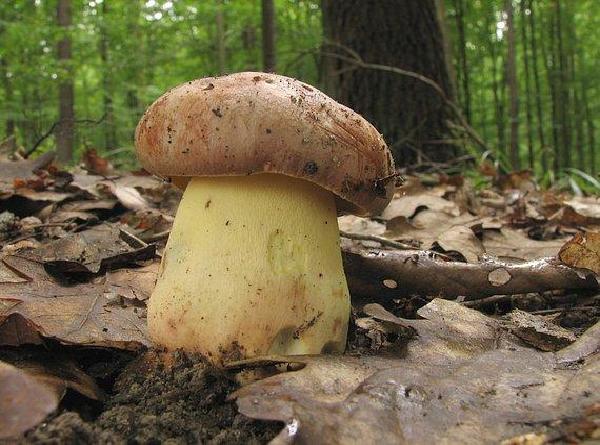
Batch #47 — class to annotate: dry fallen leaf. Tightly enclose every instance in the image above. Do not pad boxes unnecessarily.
[385,209,481,250]
[0,152,55,196]
[0,350,103,440]
[20,223,155,275]
[558,231,600,275]
[434,225,485,263]
[337,215,386,237]
[504,309,576,351]
[234,300,600,445]
[495,170,537,193]
[0,361,61,440]
[105,263,159,302]
[82,148,113,176]
[59,198,119,213]
[381,193,460,220]
[482,228,566,260]
[112,174,164,192]
[100,180,150,211]
[0,255,150,349]
[564,197,600,219]
[67,171,105,198]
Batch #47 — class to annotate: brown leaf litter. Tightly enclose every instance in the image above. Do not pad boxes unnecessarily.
[0,152,598,443]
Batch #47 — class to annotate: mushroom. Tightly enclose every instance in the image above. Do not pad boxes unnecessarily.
[135,72,394,364]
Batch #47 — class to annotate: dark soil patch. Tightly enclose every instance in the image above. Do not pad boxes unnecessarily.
[24,351,281,445]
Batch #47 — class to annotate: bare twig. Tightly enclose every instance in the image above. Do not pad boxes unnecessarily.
[321,42,491,154]
[340,230,415,250]
[119,227,149,249]
[461,294,515,308]
[143,230,171,243]
[530,306,598,315]
[24,114,107,158]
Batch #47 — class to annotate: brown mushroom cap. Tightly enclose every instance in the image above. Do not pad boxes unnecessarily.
[135,72,395,215]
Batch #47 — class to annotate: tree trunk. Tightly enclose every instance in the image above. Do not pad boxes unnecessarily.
[505,0,519,170]
[580,62,596,175]
[555,0,571,170]
[0,10,15,148]
[241,24,258,71]
[488,11,505,158]
[528,0,547,172]
[567,8,584,172]
[261,0,277,72]
[434,0,457,102]
[0,57,15,148]
[454,0,470,123]
[124,1,142,130]
[56,0,74,163]
[99,1,116,150]
[520,0,534,170]
[322,0,456,164]
[215,0,226,74]
[544,11,560,173]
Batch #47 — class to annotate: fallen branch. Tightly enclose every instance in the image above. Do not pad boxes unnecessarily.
[342,244,599,300]
[461,294,514,308]
[340,230,415,250]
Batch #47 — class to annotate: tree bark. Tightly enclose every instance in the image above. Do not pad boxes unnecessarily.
[520,0,534,170]
[0,9,15,148]
[580,65,596,176]
[322,0,457,165]
[505,0,520,170]
[528,0,547,173]
[99,1,116,150]
[216,0,226,74]
[0,57,15,148]
[342,244,598,300]
[124,1,142,129]
[241,24,258,71]
[434,0,457,102]
[555,0,571,170]
[454,0,470,123]
[568,15,584,172]
[488,12,505,158]
[261,0,277,72]
[56,0,74,163]
[544,11,560,173]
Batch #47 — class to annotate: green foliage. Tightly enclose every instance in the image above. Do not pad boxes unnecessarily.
[0,0,597,185]
[446,0,599,178]
[0,0,321,160]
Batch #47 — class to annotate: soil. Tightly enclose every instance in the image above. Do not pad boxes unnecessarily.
[23,351,281,445]
[16,297,597,444]
[9,311,398,445]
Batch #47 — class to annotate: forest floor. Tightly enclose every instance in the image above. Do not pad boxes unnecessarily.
[1,151,599,444]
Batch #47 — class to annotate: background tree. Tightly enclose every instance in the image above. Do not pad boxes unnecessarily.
[56,0,74,163]
[0,0,598,181]
[505,0,520,169]
[322,0,457,164]
[216,0,226,75]
[453,0,470,123]
[98,0,116,150]
[261,0,277,72]
[0,6,15,151]
[520,0,534,169]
